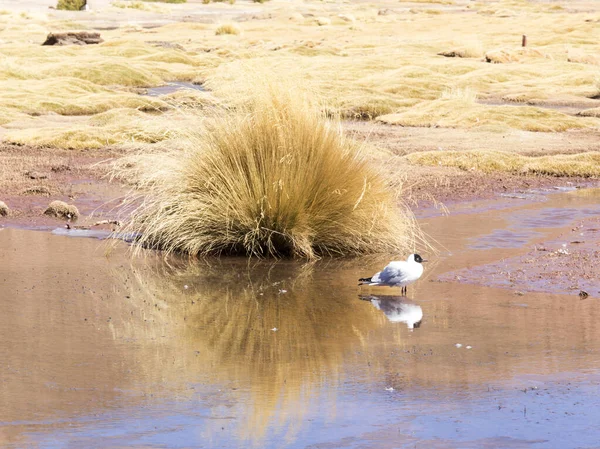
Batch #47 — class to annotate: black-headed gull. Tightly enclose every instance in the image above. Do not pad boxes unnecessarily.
[358,253,427,295]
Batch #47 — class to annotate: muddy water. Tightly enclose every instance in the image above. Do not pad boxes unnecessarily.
[1,189,600,448]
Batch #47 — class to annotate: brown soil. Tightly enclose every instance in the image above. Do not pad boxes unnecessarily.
[0,143,128,228]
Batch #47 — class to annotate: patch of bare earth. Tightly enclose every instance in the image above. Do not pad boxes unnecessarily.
[0,143,128,228]
[438,217,600,297]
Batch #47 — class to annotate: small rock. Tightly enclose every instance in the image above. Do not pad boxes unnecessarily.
[44,200,80,220]
[315,17,331,26]
[146,40,185,51]
[455,343,463,348]
[579,290,589,299]
[25,171,48,180]
[338,14,356,23]
[466,346,472,349]
[438,50,466,58]
[0,201,10,217]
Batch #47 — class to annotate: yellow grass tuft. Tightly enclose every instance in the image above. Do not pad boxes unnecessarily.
[377,96,599,132]
[116,84,421,259]
[5,110,176,150]
[484,47,551,64]
[406,150,600,177]
[567,48,600,66]
[577,107,600,118]
[44,200,80,220]
[56,0,85,10]
[215,23,240,36]
[0,201,10,217]
[0,78,165,116]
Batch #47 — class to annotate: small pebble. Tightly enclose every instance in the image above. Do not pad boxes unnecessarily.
[455,343,462,348]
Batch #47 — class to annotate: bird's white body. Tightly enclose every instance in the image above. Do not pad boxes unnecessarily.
[363,254,424,288]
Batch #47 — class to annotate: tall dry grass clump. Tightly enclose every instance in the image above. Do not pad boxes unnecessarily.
[56,0,86,10]
[118,85,419,259]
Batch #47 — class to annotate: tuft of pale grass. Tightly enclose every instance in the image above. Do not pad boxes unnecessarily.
[116,85,420,259]
[440,87,477,102]
[5,110,176,150]
[56,0,85,10]
[44,200,80,220]
[484,47,551,64]
[0,201,10,217]
[567,48,600,66]
[215,23,240,36]
[577,108,600,118]
[406,150,600,177]
[377,96,599,132]
[438,39,483,59]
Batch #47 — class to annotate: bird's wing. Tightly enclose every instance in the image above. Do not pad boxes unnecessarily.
[372,261,411,284]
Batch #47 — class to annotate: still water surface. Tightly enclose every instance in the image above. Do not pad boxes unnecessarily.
[1,188,600,448]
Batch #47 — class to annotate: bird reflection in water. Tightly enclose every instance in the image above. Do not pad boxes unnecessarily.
[359,295,423,330]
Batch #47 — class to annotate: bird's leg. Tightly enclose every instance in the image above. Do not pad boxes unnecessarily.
[401,286,406,296]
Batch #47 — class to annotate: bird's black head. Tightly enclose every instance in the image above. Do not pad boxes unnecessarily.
[414,254,424,263]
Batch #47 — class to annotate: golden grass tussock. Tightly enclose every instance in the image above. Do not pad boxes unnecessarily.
[577,107,600,118]
[567,48,600,66]
[56,0,85,10]
[484,48,551,64]
[377,95,599,132]
[215,23,240,36]
[0,201,10,217]
[406,150,600,177]
[438,39,484,59]
[44,200,80,219]
[0,78,165,116]
[5,110,176,150]
[116,83,420,259]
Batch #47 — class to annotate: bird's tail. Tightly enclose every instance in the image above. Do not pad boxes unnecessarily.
[358,277,372,286]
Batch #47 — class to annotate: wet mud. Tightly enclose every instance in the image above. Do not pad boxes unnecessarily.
[1,188,600,448]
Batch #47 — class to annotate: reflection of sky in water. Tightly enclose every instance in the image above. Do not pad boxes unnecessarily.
[27,374,600,449]
[470,204,600,250]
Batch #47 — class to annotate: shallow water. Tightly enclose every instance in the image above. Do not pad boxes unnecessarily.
[144,81,205,97]
[1,188,600,448]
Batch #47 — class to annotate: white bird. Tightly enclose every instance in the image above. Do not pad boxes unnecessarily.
[358,253,427,295]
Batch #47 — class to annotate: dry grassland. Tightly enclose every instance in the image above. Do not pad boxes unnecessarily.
[0,0,599,213]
